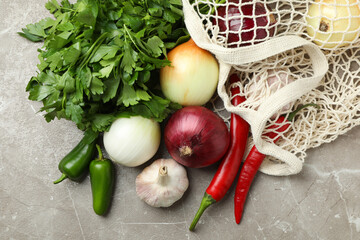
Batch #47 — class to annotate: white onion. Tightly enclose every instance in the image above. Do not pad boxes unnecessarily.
[103,116,161,167]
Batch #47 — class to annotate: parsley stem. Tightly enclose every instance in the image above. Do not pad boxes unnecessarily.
[79,32,108,70]
[61,7,76,12]
[61,94,67,109]
[198,0,227,15]
[123,25,143,54]
[75,32,85,40]
[123,24,154,60]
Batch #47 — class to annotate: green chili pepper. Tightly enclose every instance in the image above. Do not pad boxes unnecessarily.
[53,129,99,184]
[90,145,115,216]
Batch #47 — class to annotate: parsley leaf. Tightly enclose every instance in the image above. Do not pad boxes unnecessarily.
[20,0,189,132]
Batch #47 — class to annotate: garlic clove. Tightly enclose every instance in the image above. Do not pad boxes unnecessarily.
[135,158,189,208]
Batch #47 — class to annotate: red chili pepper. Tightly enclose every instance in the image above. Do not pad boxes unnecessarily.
[189,74,249,231]
[234,116,288,224]
[234,104,318,224]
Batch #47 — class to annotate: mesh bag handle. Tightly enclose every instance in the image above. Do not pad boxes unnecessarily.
[182,0,329,175]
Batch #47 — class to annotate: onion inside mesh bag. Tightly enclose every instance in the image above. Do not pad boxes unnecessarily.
[183,0,359,176]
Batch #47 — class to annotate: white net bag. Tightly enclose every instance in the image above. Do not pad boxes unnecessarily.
[182,0,360,176]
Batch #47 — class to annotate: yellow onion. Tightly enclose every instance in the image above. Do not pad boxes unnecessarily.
[160,39,219,106]
[306,0,360,49]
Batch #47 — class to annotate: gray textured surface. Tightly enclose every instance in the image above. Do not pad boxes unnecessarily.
[1,1,360,239]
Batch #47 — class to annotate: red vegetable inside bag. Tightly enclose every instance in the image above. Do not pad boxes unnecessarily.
[234,104,318,224]
[213,0,276,47]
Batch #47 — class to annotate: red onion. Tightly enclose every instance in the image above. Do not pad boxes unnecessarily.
[213,0,276,47]
[164,106,230,168]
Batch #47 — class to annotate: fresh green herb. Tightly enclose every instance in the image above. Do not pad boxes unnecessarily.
[20,0,189,132]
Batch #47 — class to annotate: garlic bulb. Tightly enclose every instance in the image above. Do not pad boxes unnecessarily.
[246,69,295,119]
[135,158,189,207]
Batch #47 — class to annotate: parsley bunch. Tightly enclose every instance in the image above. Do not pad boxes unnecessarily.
[20,0,189,132]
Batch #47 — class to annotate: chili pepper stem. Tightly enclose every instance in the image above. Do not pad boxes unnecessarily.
[287,103,319,121]
[53,173,67,184]
[189,193,216,231]
[96,144,103,161]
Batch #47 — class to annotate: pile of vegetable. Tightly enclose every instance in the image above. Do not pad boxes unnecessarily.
[20,0,358,232]
[20,0,190,215]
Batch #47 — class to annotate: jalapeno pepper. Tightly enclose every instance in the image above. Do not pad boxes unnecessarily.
[53,129,99,184]
[90,145,115,216]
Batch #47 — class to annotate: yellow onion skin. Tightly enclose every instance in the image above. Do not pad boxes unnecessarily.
[306,0,360,49]
[160,39,219,106]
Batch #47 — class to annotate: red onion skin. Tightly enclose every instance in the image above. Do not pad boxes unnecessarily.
[213,0,276,47]
[164,106,230,168]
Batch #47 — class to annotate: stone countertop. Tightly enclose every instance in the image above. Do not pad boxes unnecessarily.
[1,1,360,239]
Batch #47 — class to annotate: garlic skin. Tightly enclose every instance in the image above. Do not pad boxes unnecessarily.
[135,158,189,207]
[245,69,295,119]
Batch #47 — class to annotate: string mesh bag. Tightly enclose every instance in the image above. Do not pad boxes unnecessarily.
[181,0,360,176]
